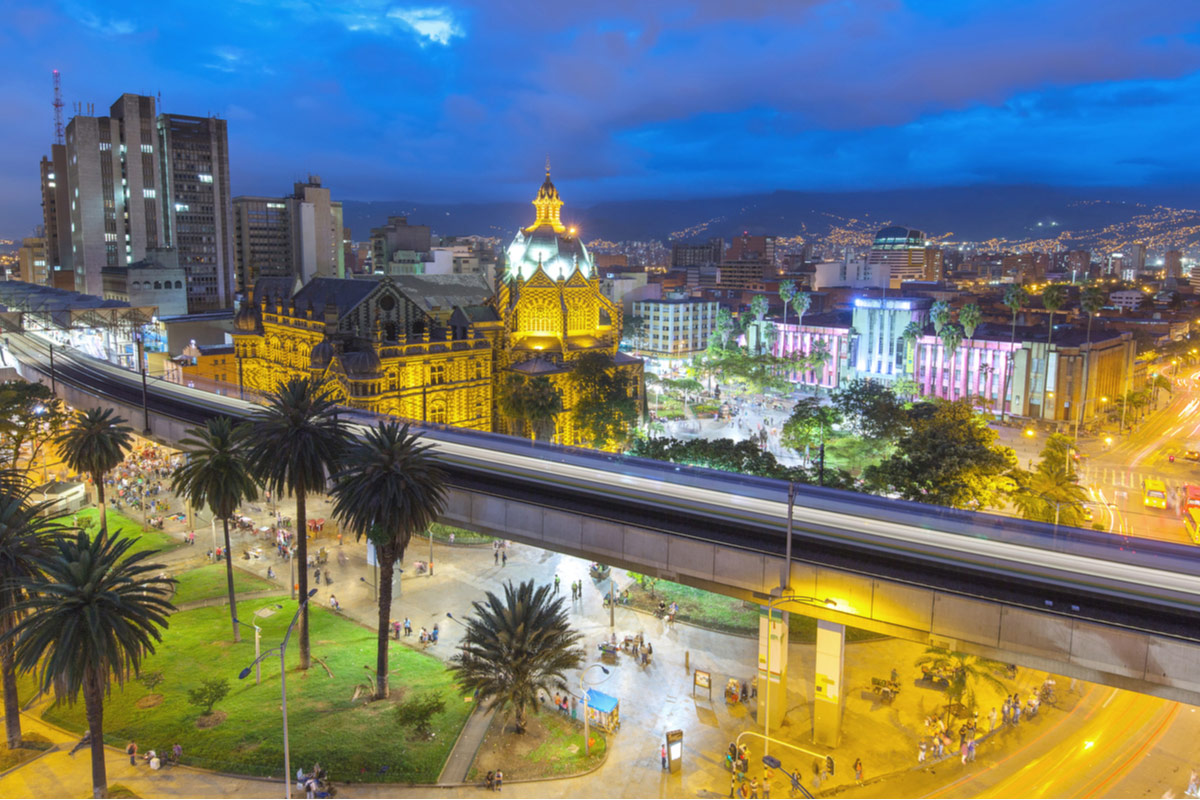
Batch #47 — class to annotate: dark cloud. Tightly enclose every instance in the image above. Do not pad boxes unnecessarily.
[1,0,1200,233]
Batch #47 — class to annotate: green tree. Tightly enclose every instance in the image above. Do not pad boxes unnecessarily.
[54,407,133,543]
[0,488,63,748]
[187,677,230,715]
[781,398,842,456]
[9,531,174,798]
[449,580,584,733]
[171,417,259,643]
[330,422,446,699]
[712,307,736,351]
[1076,285,1108,439]
[930,300,952,335]
[940,323,965,398]
[913,648,1008,723]
[0,382,69,477]
[791,292,812,330]
[750,294,769,324]
[1042,284,1069,345]
[1001,285,1029,420]
[779,280,796,327]
[831,378,907,442]
[864,399,1017,510]
[959,303,982,339]
[624,314,647,352]
[497,374,565,441]
[569,352,639,450]
[395,690,447,739]
[1012,463,1089,527]
[244,377,348,671]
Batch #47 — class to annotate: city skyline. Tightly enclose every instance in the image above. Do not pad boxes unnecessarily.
[3,1,1200,235]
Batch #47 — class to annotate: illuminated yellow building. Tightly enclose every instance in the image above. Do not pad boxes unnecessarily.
[232,274,497,429]
[230,167,642,445]
[497,167,643,446]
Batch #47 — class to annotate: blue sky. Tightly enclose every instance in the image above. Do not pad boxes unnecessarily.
[2,0,1200,234]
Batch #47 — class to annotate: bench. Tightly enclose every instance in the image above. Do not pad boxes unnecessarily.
[871,677,900,701]
[920,665,954,688]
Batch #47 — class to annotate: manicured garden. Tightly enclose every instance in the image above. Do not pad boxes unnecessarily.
[171,563,276,606]
[468,706,606,781]
[33,599,472,783]
[56,507,181,558]
[428,522,494,546]
[0,732,53,772]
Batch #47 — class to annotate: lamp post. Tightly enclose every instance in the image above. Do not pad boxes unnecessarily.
[234,605,284,685]
[238,589,318,800]
[135,328,151,435]
[579,663,611,758]
[48,342,55,394]
[762,592,834,758]
[445,612,472,663]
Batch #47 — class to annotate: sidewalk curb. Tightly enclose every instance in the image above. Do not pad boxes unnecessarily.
[0,742,59,781]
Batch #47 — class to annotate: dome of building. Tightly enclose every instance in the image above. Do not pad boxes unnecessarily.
[872,226,926,251]
[310,339,335,369]
[505,167,593,282]
[340,348,381,376]
[233,302,263,334]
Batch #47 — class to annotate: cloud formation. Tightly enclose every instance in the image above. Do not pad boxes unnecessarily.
[1,0,1199,233]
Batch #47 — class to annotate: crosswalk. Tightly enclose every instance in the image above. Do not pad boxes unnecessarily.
[1089,468,1175,492]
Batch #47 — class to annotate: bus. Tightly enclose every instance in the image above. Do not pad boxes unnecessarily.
[1143,478,1168,510]
[1185,508,1200,544]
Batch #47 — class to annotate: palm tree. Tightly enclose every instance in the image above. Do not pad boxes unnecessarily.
[54,408,133,543]
[449,579,584,733]
[778,280,796,327]
[171,417,259,643]
[1001,285,1028,420]
[930,300,952,335]
[1076,285,1107,440]
[939,323,964,399]
[0,489,64,749]
[244,377,347,671]
[959,303,983,339]
[914,647,1008,725]
[791,292,812,330]
[329,422,446,699]
[901,321,923,378]
[1013,462,1089,528]
[497,374,564,442]
[1042,284,1069,345]
[9,531,174,798]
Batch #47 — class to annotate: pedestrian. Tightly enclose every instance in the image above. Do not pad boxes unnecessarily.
[967,738,977,763]
[495,770,502,791]
[961,741,969,764]
[329,594,339,610]
[1012,699,1021,726]
[762,770,772,799]
[918,740,926,763]
[502,550,507,567]
[494,548,499,565]
[404,617,412,636]
[486,770,495,791]
[988,707,997,732]
[750,777,760,798]
[172,743,182,764]
[127,741,138,765]
[554,574,560,593]
[662,743,667,770]
[854,758,863,784]
[1002,699,1010,725]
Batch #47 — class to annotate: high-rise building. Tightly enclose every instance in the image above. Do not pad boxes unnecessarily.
[39,145,72,288]
[866,227,927,289]
[370,216,432,275]
[923,247,944,282]
[157,114,234,312]
[64,93,165,296]
[1067,249,1091,279]
[670,238,724,268]
[727,233,776,265]
[232,176,344,288]
[1165,250,1183,279]
[1126,243,1147,273]
[16,237,50,285]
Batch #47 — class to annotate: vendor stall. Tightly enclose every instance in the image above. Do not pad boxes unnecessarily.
[583,688,620,733]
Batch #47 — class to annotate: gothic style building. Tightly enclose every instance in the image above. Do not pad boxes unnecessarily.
[230,168,642,445]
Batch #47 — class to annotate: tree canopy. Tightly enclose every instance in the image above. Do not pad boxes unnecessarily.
[569,352,639,451]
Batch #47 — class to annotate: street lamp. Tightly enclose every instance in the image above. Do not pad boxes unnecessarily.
[238,588,318,800]
[134,327,151,435]
[445,612,472,663]
[233,604,284,685]
[761,592,835,757]
[579,663,611,758]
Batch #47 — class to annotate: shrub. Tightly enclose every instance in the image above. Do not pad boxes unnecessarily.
[396,691,447,740]
[187,678,230,715]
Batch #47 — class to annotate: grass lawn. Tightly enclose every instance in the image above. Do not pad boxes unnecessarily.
[172,564,276,606]
[35,599,471,783]
[0,732,53,772]
[428,522,494,546]
[468,707,605,782]
[54,508,181,559]
[626,577,883,643]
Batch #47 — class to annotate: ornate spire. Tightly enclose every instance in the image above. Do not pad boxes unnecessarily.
[525,163,566,233]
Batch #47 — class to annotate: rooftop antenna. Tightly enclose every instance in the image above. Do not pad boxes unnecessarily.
[52,70,64,144]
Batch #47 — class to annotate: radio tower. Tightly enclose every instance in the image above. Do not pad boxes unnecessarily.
[52,70,64,144]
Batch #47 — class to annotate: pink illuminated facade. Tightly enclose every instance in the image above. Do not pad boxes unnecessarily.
[770,315,851,390]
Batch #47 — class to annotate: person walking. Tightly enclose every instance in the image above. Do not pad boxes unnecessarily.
[988,707,997,732]
[661,743,667,770]
[854,758,863,784]
[749,777,760,798]
[127,741,138,765]
[554,574,560,593]
[404,617,412,637]
[918,739,926,764]
[1002,698,1010,725]
[494,547,499,565]
[502,550,507,567]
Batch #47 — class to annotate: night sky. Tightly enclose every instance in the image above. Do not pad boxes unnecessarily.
[2,1,1199,235]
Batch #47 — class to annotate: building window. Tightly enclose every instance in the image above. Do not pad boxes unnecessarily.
[429,401,447,424]
[430,364,446,385]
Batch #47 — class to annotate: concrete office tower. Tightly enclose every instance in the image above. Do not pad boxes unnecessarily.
[371,216,432,274]
[64,93,165,296]
[16,237,49,284]
[232,176,344,287]
[866,226,927,289]
[157,114,234,312]
[39,145,73,288]
[1165,250,1183,279]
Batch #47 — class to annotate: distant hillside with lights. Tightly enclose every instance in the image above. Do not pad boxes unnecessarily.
[341,184,1200,253]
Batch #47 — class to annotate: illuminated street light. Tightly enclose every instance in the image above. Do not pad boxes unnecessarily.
[1023,428,1036,438]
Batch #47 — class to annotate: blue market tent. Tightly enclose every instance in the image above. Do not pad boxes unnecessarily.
[583,688,620,732]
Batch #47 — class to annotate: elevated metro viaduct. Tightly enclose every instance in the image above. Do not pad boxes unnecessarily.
[9,333,1200,746]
